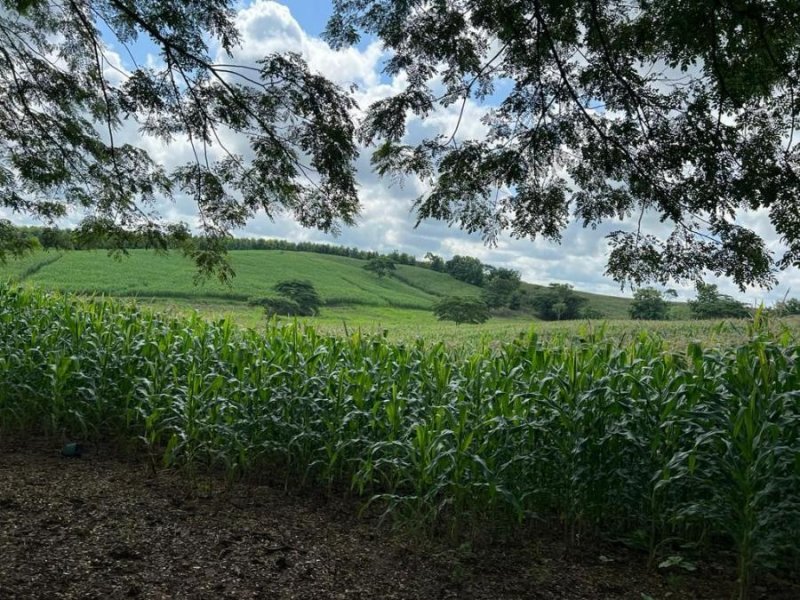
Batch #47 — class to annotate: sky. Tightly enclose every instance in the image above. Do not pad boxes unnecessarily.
[6,0,800,304]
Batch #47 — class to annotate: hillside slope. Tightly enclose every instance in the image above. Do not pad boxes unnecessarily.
[1,249,638,317]
[1,250,482,309]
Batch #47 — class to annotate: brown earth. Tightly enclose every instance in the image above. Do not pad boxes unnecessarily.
[0,440,796,600]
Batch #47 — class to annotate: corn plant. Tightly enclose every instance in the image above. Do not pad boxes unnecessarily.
[0,283,798,596]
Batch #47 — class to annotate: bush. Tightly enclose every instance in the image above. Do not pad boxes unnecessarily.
[433,296,490,325]
[629,287,673,320]
[689,283,750,319]
[249,296,304,317]
[363,257,396,278]
[529,283,586,320]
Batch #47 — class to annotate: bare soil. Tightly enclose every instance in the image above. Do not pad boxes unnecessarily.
[0,440,797,599]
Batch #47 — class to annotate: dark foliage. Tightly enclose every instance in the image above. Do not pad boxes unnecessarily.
[529,283,586,320]
[1,0,359,280]
[432,295,489,325]
[249,296,305,317]
[482,268,521,308]
[445,255,486,286]
[363,256,396,278]
[688,283,750,319]
[326,0,800,289]
[272,279,322,316]
[629,287,674,320]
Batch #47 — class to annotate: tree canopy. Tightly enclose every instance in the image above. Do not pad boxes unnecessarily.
[0,0,358,278]
[326,0,800,290]
[629,287,675,320]
[4,1,799,289]
[529,283,586,320]
[363,256,396,278]
[688,282,750,319]
[433,295,490,325]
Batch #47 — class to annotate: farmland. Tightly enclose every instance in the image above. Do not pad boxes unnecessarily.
[0,248,781,349]
[1,284,799,599]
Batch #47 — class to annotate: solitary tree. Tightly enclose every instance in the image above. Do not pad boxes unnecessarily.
[433,296,490,325]
[272,280,322,316]
[629,287,676,320]
[326,1,800,290]
[363,257,396,278]
[688,283,750,319]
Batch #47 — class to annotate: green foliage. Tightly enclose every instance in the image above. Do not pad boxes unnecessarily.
[529,283,586,321]
[423,252,446,272]
[629,287,672,320]
[482,268,521,309]
[363,257,396,278]
[248,296,304,317]
[689,283,750,319]
[326,1,800,289]
[773,298,800,316]
[0,220,40,262]
[272,280,322,316]
[445,255,486,286]
[1,285,799,599]
[433,296,490,325]
[0,2,359,279]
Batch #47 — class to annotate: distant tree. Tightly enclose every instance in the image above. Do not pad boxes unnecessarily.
[445,255,485,286]
[249,296,305,317]
[39,227,74,250]
[773,298,800,316]
[482,268,521,309]
[629,287,676,320]
[529,283,586,321]
[688,283,750,319]
[363,257,396,278]
[424,252,446,272]
[272,280,322,316]
[0,220,40,262]
[433,296,490,325]
[580,307,606,320]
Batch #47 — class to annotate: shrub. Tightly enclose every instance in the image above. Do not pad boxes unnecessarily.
[433,296,490,325]
[272,279,322,316]
[249,296,304,317]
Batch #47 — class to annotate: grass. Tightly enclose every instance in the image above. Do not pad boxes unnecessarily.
[1,284,798,599]
[1,249,480,309]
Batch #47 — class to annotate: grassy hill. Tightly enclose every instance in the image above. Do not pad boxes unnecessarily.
[0,249,483,309]
[0,249,645,334]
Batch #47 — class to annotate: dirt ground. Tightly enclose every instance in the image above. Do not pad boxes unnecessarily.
[0,440,797,600]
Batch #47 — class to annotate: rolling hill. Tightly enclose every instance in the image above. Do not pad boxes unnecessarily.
[0,248,637,320]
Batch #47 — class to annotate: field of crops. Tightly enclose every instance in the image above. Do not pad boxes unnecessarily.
[0,249,482,309]
[1,284,798,598]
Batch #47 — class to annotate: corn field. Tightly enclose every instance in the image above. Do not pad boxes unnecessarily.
[1,284,798,598]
